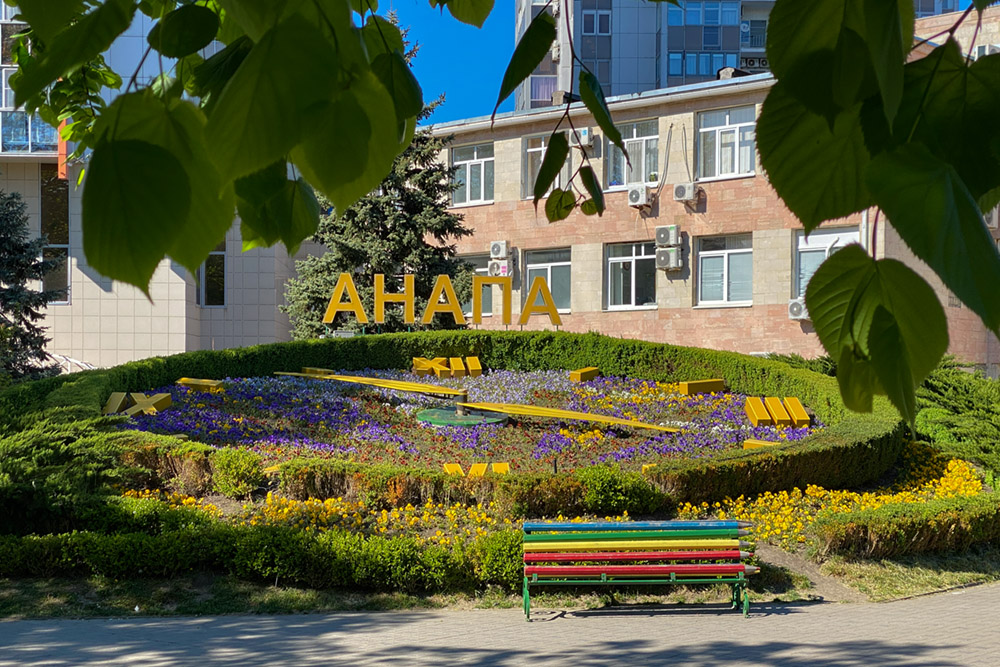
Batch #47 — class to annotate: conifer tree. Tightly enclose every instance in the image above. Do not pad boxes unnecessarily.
[283,107,473,339]
[0,190,65,380]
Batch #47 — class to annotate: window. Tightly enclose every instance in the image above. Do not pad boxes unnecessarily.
[529,75,557,108]
[703,1,720,25]
[721,2,739,25]
[697,234,752,305]
[582,10,610,35]
[583,59,611,87]
[699,53,712,75]
[526,248,571,312]
[698,105,755,179]
[461,255,492,316]
[668,52,682,76]
[686,53,697,75]
[686,1,702,25]
[40,163,69,301]
[607,120,659,188]
[524,133,571,198]
[703,25,720,50]
[668,4,684,26]
[607,242,657,309]
[196,241,226,307]
[1,68,57,153]
[794,227,859,298]
[451,143,494,206]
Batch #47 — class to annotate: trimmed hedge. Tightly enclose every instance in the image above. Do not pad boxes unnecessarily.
[1,330,905,510]
[810,492,1000,559]
[0,523,524,592]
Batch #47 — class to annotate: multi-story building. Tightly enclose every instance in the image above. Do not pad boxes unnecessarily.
[446,5,1000,373]
[515,0,961,110]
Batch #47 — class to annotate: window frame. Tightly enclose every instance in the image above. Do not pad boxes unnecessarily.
[450,142,495,207]
[196,242,227,308]
[605,242,658,311]
[582,9,611,36]
[39,163,69,303]
[525,248,572,314]
[606,120,660,190]
[696,105,757,182]
[793,227,859,298]
[523,133,571,199]
[696,234,753,307]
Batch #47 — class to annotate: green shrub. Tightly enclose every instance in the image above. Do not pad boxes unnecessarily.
[576,465,671,515]
[212,447,265,499]
[916,366,1000,472]
[468,530,522,590]
[810,492,1000,559]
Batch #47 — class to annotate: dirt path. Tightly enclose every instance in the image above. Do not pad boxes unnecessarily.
[757,543,869,603]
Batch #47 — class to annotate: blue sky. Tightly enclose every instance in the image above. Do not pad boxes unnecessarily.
[390,1,515,125]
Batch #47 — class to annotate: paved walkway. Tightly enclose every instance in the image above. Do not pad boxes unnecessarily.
[2,583,999,666]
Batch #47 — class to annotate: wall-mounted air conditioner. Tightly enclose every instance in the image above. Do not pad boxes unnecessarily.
[673,182,698,203]
[628,184,651,208]
[488,259,511,277]
[655,247,683,271]
[985,207,999,230]
[577,127,593,147]
[655,224,679,247]
[788,297,809,321]
[490,240,510,259]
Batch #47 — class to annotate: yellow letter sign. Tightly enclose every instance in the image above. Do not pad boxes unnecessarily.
[421,275,466,325]
[471,276,513,325]
[519,276,562,325]
[374,274,415,323]
[323,273,369,324]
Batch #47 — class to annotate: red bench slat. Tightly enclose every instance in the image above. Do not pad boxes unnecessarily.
[525,564,753,577]
[523,550,747,563]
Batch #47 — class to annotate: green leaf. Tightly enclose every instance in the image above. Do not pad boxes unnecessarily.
[372,51,423,123]
[580,71,624,156]
[92,92,236,275]
[361,15,404,58]
[492,10,555,119]
[351,0,378,13]
[444,0,495,28]
[863,0,912,125]
[806,244,948,422]
[767,0,851,81]
[532,132,569,206]
[239,177,320,254]
[217,0,351,42]
[14,0,136,107]
[291,70,401,213]
[579,165,605,216]
[974,1,1000,11]
[191,36,252,114]
[757,81,872,230]
[866,142,1000,332]
[82,139,192,292]
[205,14,339,182]
[544,188,576,222]
[13,0,85,43]
[148,5,220,58]
[581,199,599,216]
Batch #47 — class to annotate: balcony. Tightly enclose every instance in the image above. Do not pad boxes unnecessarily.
[740,20,767,51]
[0,110,57,154]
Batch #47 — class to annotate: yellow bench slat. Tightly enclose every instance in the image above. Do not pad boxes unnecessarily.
[764,397,792,426]
[678,379,726,395]
[783,397,811,428]
[744,397,772,426]
[743,439,778,450]
[523,538,742,552]
[569,367,600,382]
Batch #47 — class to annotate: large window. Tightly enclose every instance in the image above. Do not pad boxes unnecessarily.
[529,75,557,108]
[697,105,755,180]
[524,133,571,198]
[1,12,56,154]
[451,143,494,206]
[607,120,659,188]
[582,9,611,35]
[607,242,656,309]
[40,163,69,301]
[697,234,752,305]
[196,241,226,307]
[525,248,571,313]
[461,255,493,316]
[794,227,859,298]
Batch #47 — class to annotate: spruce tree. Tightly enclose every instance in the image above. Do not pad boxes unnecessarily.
[283,108,473,338]
[0,190,65,380]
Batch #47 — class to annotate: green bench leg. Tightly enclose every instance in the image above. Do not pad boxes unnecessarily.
[742,584,750,618]
[523,577,531,621]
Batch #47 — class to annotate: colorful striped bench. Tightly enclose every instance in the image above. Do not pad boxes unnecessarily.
[522,520,757,620]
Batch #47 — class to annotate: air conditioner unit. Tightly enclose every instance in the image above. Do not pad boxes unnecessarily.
[628,184,651,208]
[673,182,698,203]
[788,297,809,321]
[577,127,593,147]
[975,44,1000,60]
[655,247,683,271]
[551,44,560,62]
[490,240,510,259]
[760,58,769,68]
[744,58,757,68]
[488,259,511,277]
[655,224,679,247]
[986,207,999,230]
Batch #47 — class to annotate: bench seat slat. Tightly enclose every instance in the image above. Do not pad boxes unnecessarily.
[524,538,745,552]
[525,564,756,577]
[523,529,746,542]
[523,520,750,532]
[523,549,749,563]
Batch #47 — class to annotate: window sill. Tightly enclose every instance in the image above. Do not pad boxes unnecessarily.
[199,305,227,309]
[450,200,495,209]
[606,305,658,312]
[693,302,753,309]
[696,172,756,184]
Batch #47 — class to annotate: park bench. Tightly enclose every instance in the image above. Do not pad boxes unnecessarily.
[522,520,757,620]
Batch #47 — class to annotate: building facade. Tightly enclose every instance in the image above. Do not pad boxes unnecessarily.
[515,0,962,110]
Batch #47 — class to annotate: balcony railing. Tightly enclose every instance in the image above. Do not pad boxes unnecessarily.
[0,110,57,153]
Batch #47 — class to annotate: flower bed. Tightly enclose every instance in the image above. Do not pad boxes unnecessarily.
[121,370,819,474]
